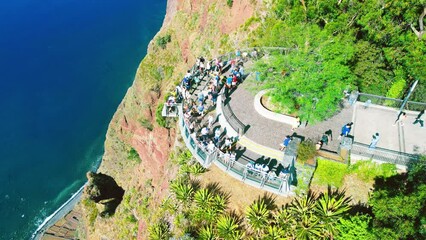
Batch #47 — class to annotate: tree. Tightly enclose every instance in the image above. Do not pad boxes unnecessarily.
[368,156,426,239]
[336,214,375,240]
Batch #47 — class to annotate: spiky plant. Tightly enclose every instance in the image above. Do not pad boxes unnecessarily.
[170,179,194,204]
[212,194,227,214]
[194,188,214,208]
[148,220,171,240]
[245,199,271,237]
[188,163,207,175]
[216,214,241,239]
[315,187,352,238]
[263,225,285,240]
[198,225,216,240]
[289,191,323,239]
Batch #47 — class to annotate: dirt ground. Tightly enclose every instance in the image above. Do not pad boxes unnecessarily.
[198,165,293,214]
[310,174,372,204]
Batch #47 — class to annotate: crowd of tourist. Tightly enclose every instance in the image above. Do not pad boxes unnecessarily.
[171,52,247,165]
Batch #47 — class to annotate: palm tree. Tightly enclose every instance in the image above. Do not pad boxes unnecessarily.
[216,214,241,239]
[315,187,351,238]
[245,199,271,237]
[148,220,171,240]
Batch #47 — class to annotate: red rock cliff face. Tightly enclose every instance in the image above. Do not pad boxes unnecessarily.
[85,0,263,238]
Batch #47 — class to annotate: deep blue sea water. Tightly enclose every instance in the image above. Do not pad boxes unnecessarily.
[0,0,166,239]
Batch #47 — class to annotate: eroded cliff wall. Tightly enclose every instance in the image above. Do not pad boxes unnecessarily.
[80,0,264,238]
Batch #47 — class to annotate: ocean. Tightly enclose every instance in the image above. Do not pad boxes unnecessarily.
[0,0,166,239]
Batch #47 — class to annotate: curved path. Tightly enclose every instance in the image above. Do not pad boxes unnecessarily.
[229,78,354,154]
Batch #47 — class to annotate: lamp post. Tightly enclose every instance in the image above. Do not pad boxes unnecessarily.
[399,80,418,113]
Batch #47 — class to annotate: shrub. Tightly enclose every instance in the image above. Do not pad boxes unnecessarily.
[226,0,233,7]
[155,103,167,128]
[312,158,348,188]
[348,160,397,182]
[127,148,141,163]
[82,198,98,227]
[139,118,153,131]
[297,140,316,164]
[156,34,171,49]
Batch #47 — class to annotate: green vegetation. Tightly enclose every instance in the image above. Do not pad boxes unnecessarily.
[312,159,348,188]
[297,140,316,164]
[127,147,141,163]
[348,160,397,182]
[157,179,352,239]
[138,118,153,131]
[248,0,426,122]
[226,0,233,8]
[155,103,167,128]
[156,34,171,49]
[312,159,398,188]
[82,198,98,228]
[368,156,426,239]
[336,214,376,240]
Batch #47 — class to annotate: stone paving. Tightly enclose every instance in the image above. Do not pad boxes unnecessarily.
[227,73,426,157]
[229,83,354,154]
[353,104,426,154]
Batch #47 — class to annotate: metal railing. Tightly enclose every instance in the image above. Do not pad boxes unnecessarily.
[215,151,291,193]
[351,142,419,166]
[178,105,291,194]
[357,93,426,112]
[221,100,247,135]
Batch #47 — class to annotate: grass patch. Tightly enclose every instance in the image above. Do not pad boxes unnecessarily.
[348,160,397,182]
[312,158,348,188]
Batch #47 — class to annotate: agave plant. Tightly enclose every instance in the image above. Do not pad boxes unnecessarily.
[189,163,207,175]
[212,194,227,214]
[245,199,271,237]
[263,225,285,240]
[288,191,322,239]
[315,187,352,238]
[148,220,171,240]
[294,213,322,240]
[273,207,294,235]
[289,191,317,217]
[198,225,216,240]
[170,179,194,204]
[194,188,214,209]
[216,214,241,239]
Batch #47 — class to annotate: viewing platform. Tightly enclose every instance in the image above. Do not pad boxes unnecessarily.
[169,47,424,196]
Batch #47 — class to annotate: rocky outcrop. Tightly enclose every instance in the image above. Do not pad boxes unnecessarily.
[84,172,124,217]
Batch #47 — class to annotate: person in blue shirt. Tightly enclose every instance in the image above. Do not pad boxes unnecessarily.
[339,122,353,139]
[280,135,292,151]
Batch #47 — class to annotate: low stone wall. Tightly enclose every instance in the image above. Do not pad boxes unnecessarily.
[254,89,298,126]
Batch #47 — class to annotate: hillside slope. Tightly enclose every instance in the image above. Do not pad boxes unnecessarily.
[79,0,263,238]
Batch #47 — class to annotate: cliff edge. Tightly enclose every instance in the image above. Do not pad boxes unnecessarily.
[77,0,263,238]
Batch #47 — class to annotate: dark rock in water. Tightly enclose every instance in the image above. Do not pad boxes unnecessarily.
[84,171,125,217]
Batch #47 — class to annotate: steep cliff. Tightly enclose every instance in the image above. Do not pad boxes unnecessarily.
[79,0,264,238]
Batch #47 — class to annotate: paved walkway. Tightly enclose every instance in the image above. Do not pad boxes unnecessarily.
[229,83,354,154]
[353,105,426,154]
[227,74,426,157]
